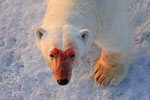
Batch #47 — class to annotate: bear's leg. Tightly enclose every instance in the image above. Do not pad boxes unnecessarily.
[93,49,130,86]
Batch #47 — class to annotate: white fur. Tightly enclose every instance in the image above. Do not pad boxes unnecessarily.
[35,0,134,79]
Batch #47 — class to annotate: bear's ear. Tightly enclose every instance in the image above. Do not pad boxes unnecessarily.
[34,27,47,49]
[79,29,90,43]
[34,27,46,40]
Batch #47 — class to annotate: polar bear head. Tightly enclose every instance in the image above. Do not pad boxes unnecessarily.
[35,24,94,85]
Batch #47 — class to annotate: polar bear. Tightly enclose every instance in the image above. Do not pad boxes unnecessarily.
[35,0,134,86]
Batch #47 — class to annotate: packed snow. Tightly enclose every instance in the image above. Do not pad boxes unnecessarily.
[0,0,150,100]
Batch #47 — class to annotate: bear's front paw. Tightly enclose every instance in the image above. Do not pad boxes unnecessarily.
[93,63,119,86]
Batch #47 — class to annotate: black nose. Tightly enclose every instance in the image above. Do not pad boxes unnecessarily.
[57,79,69,85]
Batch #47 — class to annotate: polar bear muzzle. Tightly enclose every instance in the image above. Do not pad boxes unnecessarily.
[50,48,76,85]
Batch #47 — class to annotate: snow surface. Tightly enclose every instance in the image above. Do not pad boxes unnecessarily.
[0,0,150,100]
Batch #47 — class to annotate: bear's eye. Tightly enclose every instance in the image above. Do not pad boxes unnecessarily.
[50,54,55,59]
[70,54,75,59]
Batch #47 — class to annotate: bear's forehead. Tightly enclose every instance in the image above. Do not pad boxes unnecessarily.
[52,41,76,51]
[44,23,81,35]
[51,48,75,55]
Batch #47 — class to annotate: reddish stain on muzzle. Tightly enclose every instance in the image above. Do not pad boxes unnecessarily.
[50,48,75,81]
